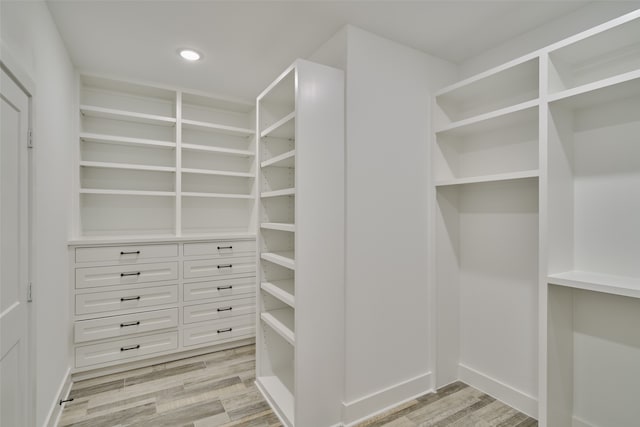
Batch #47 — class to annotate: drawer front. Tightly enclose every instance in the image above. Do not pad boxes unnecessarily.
[74,308,179,343]
[76,285,178,315]
[183,240,255,258]
[75,331,178,368]
[183,257,255,279]
[182,315,255,347]
[76,262,178,289]
[184,277,256,302]
[183,297,256,324]
[75,244,178,263]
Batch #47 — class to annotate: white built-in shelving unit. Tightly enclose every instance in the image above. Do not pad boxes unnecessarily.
[77,74,256,239]
[433,9,640,427]
[255,59,344,427]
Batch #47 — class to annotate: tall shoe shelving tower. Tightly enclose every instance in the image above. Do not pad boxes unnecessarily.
[255,59,345,427]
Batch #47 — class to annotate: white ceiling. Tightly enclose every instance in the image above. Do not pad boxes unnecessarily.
[47,0,591,101]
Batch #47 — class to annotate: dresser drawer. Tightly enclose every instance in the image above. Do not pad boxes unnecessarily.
[184,277,255,302]
[76,262,178,289]
[74,308,179,343]
[75,331,178,368]
[75,244,178,263]
[183,240,255,258]
[76,285,178,315]
[183,297,256,324]
[182,315,255,347]
[183,257,255,280]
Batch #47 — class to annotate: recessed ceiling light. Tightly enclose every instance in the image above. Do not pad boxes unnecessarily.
[179,49,201,61]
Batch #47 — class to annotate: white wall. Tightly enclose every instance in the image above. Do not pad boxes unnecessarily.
[460,2,640,78]
[312,25,457,424]
[1,1,75,425]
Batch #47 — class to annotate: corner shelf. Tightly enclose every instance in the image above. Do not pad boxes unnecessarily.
[261,252,295,270]
[435,170,539,187]
[261,280,295,308]
[548,271,640,300]
[80,105,176,126]
[261,308,295,346]
[181,192,253,200]
[261,150,295,168]
[261,223,295,233]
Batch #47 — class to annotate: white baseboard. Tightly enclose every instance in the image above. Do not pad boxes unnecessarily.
[458,363,538,418]
[573,415,598,427]
[342,371,433,426]
[44,367,72,427]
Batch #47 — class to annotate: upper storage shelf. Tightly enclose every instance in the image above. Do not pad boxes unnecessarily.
[434,57,539,128]
[548,11,640,95]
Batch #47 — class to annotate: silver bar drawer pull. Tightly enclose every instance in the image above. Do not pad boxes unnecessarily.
[121,272,141,277]
[120,296,141,302]
[121,344,140,352]
[120,321,140,327]
[217,328,232,333]
[217,307,233,312]
[217,285,232,290]
[217,264,232,269]
[217,246,232,250]
[120,250,140,255]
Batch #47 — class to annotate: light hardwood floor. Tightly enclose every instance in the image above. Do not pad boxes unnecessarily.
[59,344,537,426]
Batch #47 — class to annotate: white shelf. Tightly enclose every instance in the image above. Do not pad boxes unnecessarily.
[261,150,295,168]
[256,375,294,426]
[261,308,295,346]
[261,223,295,233]
[80,105,176,126]
[80,189,176,197]
[548,271,640,300]
[68,232,256,246]
[79,132,175,149]
[181,143,253,157]
[261,111,295,139]
[261,188,295,198]
[548,70,640,109]
[79,161,176,173]
[261,252,295,270]
[435,170,539,187]
[182,119,254,136]
[261,280,295,308]
[435,99,539,134]
[181,192,253,200]
[181,168,254,178]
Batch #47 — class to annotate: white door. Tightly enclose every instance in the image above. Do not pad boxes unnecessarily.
[1,66,31,426]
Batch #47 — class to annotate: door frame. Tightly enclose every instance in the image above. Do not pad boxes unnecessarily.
[1,40,36,427]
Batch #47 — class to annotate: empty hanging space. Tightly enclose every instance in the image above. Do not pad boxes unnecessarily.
[435,178,539,417]
[548,15,640,95]
[434,57,539,128]
[434,106,539,185]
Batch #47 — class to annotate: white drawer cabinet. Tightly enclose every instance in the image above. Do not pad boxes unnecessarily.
[70,238,256,374]
[75,285,179,315]
[183,256,255,279]
[182,315,255,347]
[75,331,179,368]
[74,308,179,343]
[75,262,178,289]
[183,297,256,324]
[75,244,178,263]
[183,240,255,258]
[184,277,256,302]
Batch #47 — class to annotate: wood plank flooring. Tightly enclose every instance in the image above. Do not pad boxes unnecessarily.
[59,344,537,426]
